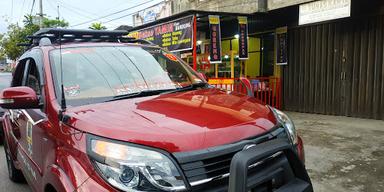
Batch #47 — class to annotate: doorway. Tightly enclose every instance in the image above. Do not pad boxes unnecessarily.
[259,33,275,77]
[283,15,384,120]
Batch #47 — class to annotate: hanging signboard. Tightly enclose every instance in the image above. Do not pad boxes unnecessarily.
[276,26,288,65]
[299,0,351,25]
[129,16,193,52]
[133,1,172,26]
[238,16,248,60]
[208,15,222,63]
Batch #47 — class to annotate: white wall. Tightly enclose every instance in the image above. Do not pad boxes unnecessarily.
[171,0,259,14]
[171,0,317,14]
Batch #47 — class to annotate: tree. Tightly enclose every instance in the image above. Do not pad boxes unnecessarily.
[42,17,69,28]
[0,15,69,61]
[0,34,5,60]
[0,24,28,61]
[23,15,34,26]
[89,22,107,30]
[23,14,68,28]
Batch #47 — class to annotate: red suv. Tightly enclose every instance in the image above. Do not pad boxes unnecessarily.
[0,29,312,192]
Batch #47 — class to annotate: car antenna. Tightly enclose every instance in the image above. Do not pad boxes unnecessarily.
[59,32,66,112]
[57,5,67,122]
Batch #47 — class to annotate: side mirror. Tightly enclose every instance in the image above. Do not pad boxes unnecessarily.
[0,86,39,109]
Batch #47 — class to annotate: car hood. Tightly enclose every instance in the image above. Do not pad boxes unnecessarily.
[65,88,277,153]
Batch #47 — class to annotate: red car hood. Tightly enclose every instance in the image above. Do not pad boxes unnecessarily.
[66,89,277,153]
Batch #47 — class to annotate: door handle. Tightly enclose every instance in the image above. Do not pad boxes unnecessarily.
[9,110,22,127]
[15,110,23,119]
[10,110,22,120]
[340,72,346,80]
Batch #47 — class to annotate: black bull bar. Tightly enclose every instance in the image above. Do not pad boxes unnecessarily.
[228,139,313,192]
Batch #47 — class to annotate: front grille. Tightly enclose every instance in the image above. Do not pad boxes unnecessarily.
[181,151,237,182]
[173,127,286,185]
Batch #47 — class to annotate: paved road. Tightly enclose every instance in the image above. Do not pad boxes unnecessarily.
[0,112,383,191]
[0,146,31,192]
[289,112,384,192]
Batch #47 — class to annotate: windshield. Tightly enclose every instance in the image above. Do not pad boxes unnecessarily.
[50,46,205,107]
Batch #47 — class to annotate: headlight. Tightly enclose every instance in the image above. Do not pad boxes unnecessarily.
[87,135,186,192]
[270,107,298,145]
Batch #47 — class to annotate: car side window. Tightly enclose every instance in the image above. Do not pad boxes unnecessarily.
[11,59,28,87]
[25,60,41,96]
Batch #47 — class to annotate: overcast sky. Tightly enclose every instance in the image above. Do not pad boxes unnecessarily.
[0,0,163,33]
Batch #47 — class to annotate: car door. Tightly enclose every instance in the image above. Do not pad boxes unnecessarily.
[12,58,47,190]
[7,59,29,160]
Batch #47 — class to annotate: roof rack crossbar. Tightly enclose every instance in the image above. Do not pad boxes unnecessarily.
[23,28,131,47]
[19,28,158,48]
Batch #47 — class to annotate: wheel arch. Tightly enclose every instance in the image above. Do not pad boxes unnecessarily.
[43,164,75,192]
[42,146,95,192]
[44,183,57,192]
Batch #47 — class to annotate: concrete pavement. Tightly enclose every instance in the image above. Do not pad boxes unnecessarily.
[0,146,31,191]
[289,112,384,192]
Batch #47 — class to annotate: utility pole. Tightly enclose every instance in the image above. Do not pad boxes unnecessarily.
[39,0,43,28]
[57,5,60,28]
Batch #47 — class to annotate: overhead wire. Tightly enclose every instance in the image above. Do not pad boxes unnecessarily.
[45,0,58,15]
[10,0,14,22]
[51,0,94,20]
[99,0,137,15]
[18,0,27,21]
[101,11,137,24]
[70,0,155,27]
[30,0,36,16]
[103,1,243,25]
[60,5,93,20]
[101,0,167,25]
[57,0,96,17]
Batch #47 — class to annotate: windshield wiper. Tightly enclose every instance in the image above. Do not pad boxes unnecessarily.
[160,82,209,95]
[105,83,209,102]
[106,89,174,102]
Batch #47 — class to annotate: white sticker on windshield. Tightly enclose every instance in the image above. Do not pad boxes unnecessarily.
[64,85,80,97]
[114,86,132,96]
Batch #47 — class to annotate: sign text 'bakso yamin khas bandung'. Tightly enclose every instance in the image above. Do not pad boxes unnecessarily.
[276,26,288,65]
[238,16,249,60]
[129,16,193,52]
[208,15,222,64]
[299,0,351,25]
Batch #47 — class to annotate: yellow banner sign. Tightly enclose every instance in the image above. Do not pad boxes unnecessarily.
[208,15,220,25]
[238,16,248,25]
[208,78,234,85]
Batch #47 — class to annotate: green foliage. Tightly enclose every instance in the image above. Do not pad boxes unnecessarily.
[0,34,5,60]
[0,24,31,61]
[23,14,69,28]
[89,22,107,30]
[42,17,69,28]
[0,15,69,61]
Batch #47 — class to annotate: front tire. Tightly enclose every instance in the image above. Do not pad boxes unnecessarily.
[0,126,4,145]
[3,139,25,182]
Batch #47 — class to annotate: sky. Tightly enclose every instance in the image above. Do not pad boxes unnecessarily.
[0,0,163,34]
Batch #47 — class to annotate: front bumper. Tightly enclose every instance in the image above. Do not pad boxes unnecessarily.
[228,139,312,192]
[173,127,312,192]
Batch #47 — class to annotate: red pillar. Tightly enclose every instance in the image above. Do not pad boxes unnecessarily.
[193,15,197,70]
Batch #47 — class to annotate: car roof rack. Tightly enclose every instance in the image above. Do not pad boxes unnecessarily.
[19,28,155,48]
